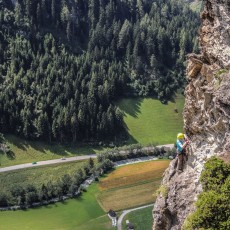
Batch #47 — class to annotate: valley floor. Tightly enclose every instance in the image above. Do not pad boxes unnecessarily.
[0,160,169,230]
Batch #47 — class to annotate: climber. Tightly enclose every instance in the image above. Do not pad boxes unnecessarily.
[176,133,190,172]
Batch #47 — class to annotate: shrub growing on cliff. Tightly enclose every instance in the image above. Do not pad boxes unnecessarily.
[200,157,230,192]
[155,185,168,198]
[183,157,230,230]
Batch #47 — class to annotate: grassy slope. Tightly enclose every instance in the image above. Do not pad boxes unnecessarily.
[0,96,179,228]
[0,135,105,167]
[117,95,184,145]
[0,183,113,230]
[97,160,170,211]
[0,161,86,192]
[1,95,184,167]
[122,206,153,230]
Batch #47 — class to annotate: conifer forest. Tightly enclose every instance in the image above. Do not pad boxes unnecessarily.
[0,0,200,142]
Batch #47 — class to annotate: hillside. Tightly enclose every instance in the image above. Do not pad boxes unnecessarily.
[0,134,103,167]
[118,95,184,145]
[153,0,230,229]
[0,0,199,143]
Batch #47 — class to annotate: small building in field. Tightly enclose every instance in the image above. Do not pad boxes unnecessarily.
[108,209,117,227]
[126,222,135,230]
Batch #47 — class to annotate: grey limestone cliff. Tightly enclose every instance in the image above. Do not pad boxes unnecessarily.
[153,0,230,229]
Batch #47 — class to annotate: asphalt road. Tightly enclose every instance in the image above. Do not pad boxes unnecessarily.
[117,204,154,230]
[0,144,174,173]
[0,155,97,173]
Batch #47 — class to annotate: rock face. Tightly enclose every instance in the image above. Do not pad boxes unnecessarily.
[152,1,230,229]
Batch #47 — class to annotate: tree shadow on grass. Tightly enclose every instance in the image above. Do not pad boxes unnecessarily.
[6,150,15,160]
[122,121,138,145]
[168,91,185,104]
[42,204,54,209]
[0,149,15,164]
[26,202,59,211]
[7,135,27,151]
[5,134,105,158]
[74,196,84,202]
[126,135,138,145]
[42,202,59,209]
[30,143,104,157]
[118,98,143,118]
[60,200,68,205]
[4,99,143,160]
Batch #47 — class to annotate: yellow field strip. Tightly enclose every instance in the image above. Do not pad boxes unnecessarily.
[97,160,170,211]
[97,180,160,211]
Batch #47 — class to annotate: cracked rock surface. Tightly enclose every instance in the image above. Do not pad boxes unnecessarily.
[153,1,230,229]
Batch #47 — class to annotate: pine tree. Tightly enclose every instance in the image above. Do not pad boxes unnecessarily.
[51,0,56,25]
[118,20,131,49]
[67,20,71,41]
[15,3,22,26]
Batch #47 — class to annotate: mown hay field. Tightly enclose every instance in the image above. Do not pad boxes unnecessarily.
[97,160,170,211]
[99,160,170,191]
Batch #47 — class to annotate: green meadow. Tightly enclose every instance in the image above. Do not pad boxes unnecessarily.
[122,206,153,230]
[117,95,184,145]
[0,161,86,193]
[0,135,105,167]
[0,183,113,230]
[0,96,184,167]
[0,160,169,230]
[0,95,182,229]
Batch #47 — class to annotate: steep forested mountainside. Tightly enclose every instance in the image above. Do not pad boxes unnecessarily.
[0,0,199,142]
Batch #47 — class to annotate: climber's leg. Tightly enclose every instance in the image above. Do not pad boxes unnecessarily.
[177,153,183,171]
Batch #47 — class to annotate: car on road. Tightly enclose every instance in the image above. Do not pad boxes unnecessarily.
[32,162,37,164]
[60,158,66,160]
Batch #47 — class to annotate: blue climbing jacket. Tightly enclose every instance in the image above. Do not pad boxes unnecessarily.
[176,139,184,153]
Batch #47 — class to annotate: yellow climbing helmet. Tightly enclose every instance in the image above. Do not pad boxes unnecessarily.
[177,133,185,139]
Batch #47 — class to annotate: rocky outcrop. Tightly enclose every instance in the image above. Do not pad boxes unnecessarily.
[153,1,230,229]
